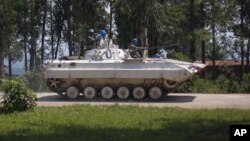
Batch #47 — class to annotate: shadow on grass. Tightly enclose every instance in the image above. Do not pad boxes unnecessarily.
[38,94,196,103]
[0,119,229,141]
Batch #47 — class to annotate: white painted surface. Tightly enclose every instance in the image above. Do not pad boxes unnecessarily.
[44,48,205,81]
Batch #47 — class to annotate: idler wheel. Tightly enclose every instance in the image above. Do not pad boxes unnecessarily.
[101,86,114,99]
[66,86,79,99]
[149,87,162,100]
[83,86,96,99]
[163,80,178,89]
[132,86,146,100]
[116,86,130,100]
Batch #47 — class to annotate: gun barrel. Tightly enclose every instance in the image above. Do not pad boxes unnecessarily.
[129,44,179,51]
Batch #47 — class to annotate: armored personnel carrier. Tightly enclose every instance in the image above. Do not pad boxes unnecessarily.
[44,42,205,100]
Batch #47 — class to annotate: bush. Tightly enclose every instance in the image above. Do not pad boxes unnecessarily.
[241,74,250,93]
[176,75,223,93]
[215,74,250,93]
[176,73,250,94]
[168,52,192,62]
[0,79,37,112]
[215,75,229,93]
[22,70,49,92]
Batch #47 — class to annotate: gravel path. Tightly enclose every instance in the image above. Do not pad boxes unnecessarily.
[35,93,250,109]
[1,92,250,109]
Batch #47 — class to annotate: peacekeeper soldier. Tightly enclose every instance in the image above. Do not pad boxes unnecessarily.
[129,38,142,58]
[86,28,95,50]
[95,30,109,48]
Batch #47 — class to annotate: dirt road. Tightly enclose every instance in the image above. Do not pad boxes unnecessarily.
[33,93,250,109]
[1,92,250,109]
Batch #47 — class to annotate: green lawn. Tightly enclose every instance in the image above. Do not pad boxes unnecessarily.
[0,105,250,141]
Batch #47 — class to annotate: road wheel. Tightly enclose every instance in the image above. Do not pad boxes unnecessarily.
[83,86,96,99]
[116,86,130,100]
[132,86,146,100]
[149,87,162,100]
[66,86,79,99]
[101,86,114,99]
[46,78,61,91]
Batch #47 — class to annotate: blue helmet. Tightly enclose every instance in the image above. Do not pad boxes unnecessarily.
[132,38,138,46]
[154,54,161,58]
[99,30,107,38]
[96,34,102,40]
[88,28,94,33]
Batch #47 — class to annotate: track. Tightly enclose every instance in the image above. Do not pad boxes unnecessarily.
[1,92,250,109]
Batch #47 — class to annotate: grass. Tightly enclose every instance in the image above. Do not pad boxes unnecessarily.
[0,105,250,141]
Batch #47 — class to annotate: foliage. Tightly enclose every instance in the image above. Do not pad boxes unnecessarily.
[168,51,192,62]
[22,70,49,92]
[114,0,171,48]
[0,79,36,112]
[176,75,222,93]
[176,73,250,93]
[0,105,250,141]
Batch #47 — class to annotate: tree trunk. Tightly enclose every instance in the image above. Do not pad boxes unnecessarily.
[200,1,206,64]
[30,0,36,70]
[50,0,54,59]
[0,32,3,78]
[247,37,250,72]
[133,24,136,38]
[41,0,47,63]
[211,0,216,79]
[190,0,196,62]
[24,8,28,72]
[153,32,158,55]
[24,34,28,72]
[109,1,113,39]
[201,40,206,64]
[80,41,84,56]
[66,0,72,56]
[240,0,244,78]
[8,53,12,77]
[72,18,75,55]
[0,0,4,78]
[212,19,216,79]
[55,36,60,59]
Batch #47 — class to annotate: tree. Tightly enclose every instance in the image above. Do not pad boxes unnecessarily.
[53,0,64,59]
[246,0,250,71]
[64,0,73,56]
[29,0,36,70]
[16,0,46,71]
[197,1,207,64]
[16,0,29,72]
[69,0,108,56]
[189,0,196,61]
[203,0,236,78]
[0,0,3,78]
[41,0,47,63]
[0,0,24,76]
[49,0,55,59]
[231,0,250,75]
[114,0,168,49]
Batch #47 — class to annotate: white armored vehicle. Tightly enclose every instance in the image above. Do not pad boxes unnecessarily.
[44,43,205,100]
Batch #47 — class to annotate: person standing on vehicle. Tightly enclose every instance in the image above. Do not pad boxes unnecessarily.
[86,28,95,50]
[96,30,108,48]
[129,38,142,58]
